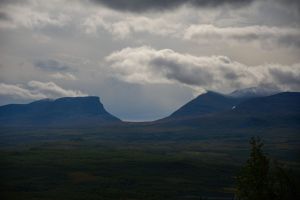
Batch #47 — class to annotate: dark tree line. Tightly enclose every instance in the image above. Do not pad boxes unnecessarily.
[235,137,298,200]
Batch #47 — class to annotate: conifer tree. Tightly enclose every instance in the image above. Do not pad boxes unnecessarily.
[235,137,298,200]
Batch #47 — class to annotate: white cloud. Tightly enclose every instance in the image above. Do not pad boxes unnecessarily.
[183,24,300,47]
[50,72,77,80]
[106,46,300,92]
[0,81,87,100]
[82,12,181,39]
[82,11,300,48]
[28,81,86,98]
[0,5,69,29]
[0,83,46,100]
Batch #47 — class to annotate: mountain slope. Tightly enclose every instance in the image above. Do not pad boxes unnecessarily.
[159,92,300,129]
[233,92,300,114]
[167,91,243,119]
[0,96,120,127]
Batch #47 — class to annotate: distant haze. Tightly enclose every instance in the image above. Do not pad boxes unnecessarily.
[0,0,299,121]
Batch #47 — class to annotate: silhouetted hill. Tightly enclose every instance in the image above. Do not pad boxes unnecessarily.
[233,92,300,114]
[0,96,120,127]
[160,92,300,129]
[167,91,243,119]
[1,92,299,129]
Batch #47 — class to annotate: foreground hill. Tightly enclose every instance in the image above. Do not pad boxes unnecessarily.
[0,96,120,127]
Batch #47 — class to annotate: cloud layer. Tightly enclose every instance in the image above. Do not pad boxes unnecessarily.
[91,0,300,13]
[0,81,87,100]
[91,0,254,12]
[82,13,300,48]
[183,25,300,48]
[106,46,300,92]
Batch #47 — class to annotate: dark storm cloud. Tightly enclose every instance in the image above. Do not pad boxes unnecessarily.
[269,67,300,89]
[0,0,14,5]
[278,35,300,49]
[150,57,214,86]
[34,59,70,72]
[0,0,24,6]
[277,0,300,10]
[0,11,9,21]
[91,0,254,12]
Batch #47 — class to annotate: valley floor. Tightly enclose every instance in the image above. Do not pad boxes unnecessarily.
[0,126,299,200]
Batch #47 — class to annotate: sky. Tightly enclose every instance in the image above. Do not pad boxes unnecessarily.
[0,0,299,121]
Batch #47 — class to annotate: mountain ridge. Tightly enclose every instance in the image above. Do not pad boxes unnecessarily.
[229,86,281,98]
[0,92,299,128]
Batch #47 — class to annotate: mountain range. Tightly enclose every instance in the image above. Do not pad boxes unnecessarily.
[0,89,299,129]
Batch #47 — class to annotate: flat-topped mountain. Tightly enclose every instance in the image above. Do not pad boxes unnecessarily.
[0,96,120,127]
